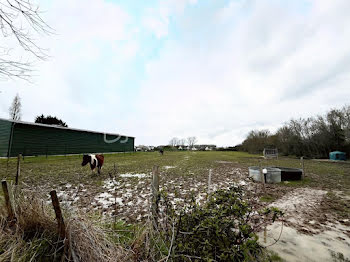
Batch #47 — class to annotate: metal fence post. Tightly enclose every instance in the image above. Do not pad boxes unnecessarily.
[15,154,21,185]
[301,156,305,179]
[6,122,15,171]
[208,169,212,196]
[259,160,266,191]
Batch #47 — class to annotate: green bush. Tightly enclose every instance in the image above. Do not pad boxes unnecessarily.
[160,186,283,261]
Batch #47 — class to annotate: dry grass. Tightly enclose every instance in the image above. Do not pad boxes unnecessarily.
[67,215,130,262]
[0,182,131,262]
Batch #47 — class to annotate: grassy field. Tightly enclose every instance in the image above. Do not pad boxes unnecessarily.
[1,150,350,189]
[1,151,349,221]
[1,151,350,261]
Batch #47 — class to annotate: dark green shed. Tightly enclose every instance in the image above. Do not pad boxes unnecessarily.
[0,118,135,157]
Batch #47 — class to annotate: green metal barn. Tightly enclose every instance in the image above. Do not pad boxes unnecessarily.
[0,118,135,157]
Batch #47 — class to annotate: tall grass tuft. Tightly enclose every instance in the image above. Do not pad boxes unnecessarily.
[0,184,130,262]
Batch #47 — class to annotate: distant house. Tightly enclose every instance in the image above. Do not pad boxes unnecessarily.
[178,146,183,150]
[135,145,154,152]
[196,144,216,151]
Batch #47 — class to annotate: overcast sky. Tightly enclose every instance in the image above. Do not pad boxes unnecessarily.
[1,0,350,146]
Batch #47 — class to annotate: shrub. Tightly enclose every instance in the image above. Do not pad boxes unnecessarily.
[160,186,283,261]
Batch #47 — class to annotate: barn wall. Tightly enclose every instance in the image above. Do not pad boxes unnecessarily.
[0,119,13,157]
[4,120,134,157]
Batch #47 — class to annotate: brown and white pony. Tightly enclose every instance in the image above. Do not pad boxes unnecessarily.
[82,154,104,175]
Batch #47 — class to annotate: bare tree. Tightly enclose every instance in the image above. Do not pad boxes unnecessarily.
[9,93,21,120]
[169,137,179,147]
[187,136,197,148]
[0,0,52,80]
[342,105,350,142]
[241,104,350,158]
[179,138,186,146]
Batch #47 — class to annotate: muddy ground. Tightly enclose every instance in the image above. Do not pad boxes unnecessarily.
[25,161,350,261]
[1,151,350,261]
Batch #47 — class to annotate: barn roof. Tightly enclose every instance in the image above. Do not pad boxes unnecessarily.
[0,118,135,138]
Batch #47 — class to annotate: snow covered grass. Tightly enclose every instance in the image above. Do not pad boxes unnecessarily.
[1,151,350,262]
[87,167,249,221]
[1,151,349,226]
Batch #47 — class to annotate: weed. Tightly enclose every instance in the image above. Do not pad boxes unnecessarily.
[260,195,276,203]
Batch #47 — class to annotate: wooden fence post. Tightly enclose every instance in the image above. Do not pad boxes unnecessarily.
[152,166,160,229]
[301,156,305,180]
[15,154,21,185]
[208,169,212,196]
[50,190,66,239]
[1,180,16,223]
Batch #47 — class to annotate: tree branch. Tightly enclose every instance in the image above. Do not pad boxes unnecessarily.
[0,0,52,80]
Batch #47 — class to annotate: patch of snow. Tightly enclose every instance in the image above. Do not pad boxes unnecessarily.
[103,179,119,189]
[238,180,247,186]
[115,198,124,206]
[120,173,149,178]
[215,161,233,164]
[195,193,206,205]
[269,188,326,214]
[259,222,350,262]
[96,192,113,199]
[73,197,80,203]
[57,191,69,201]
[164,166,176,169]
